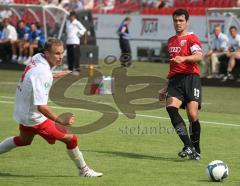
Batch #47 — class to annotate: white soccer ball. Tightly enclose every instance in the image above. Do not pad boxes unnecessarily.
[206,160,229,182]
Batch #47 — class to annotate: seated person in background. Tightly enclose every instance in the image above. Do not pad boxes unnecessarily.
[222,26,240,81]
[0,18,17,63]
[64,0,84,13]
[19,22,45,65]
[202,25,229,78]
[99,0,115,13]
[83,0,94,9]
[12,20,30,62]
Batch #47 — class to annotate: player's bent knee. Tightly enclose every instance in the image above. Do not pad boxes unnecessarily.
[13,136,32,146]
[66,135,78,149]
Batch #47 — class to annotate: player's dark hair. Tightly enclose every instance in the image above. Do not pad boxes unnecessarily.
[44,38,63,52]
[229,26,237,31]
[172,9,189,21]
[18,20,24,24]
[124,17,131,22]
[69,11,77,18]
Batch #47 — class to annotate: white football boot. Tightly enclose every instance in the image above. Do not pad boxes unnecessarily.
[79,166,103,177]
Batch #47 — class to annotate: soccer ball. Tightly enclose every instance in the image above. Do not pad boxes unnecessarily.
[206,160,229,182]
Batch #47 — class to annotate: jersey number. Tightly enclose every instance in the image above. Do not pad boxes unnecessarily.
[194,88,200,98]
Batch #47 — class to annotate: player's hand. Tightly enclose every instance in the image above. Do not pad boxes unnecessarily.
[159,87,167,101]
[170,56,186,64]
[67,115,75,125]
[53,70,72,79]
[55,112,75,126]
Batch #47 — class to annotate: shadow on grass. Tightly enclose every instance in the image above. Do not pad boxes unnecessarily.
[197,179,212,183]
[86,150,187,162]
[0,172,76,178]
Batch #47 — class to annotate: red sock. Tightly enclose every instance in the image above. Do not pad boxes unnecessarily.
[66,135,78,149]
[13,136,31,146]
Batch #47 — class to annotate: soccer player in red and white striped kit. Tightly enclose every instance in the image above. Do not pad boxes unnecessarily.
[0,38,102,177]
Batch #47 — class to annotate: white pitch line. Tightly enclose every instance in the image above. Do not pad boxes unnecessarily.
[0,96,15,99]
[0,81,87,86]
[124,113,240,127]
[0,100,239,127]
[0,82,18,85]
[0,96,213,105]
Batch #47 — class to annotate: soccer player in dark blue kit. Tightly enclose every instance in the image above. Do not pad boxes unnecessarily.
[117,17,132,67]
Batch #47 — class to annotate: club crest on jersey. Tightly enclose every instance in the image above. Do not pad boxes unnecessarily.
[169,47,181,53]
[180,40,187,46]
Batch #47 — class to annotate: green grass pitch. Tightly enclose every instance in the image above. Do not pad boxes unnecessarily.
[0,61,239,186]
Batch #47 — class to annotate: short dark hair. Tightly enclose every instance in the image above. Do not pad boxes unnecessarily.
[44,38,63,52]
[69,11,77,18]
[172,9,189,21]
[229,26,237,31]
[124,17,131,22]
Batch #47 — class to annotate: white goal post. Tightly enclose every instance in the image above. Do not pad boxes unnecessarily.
[206,7,240,48]
[0,4,69,40]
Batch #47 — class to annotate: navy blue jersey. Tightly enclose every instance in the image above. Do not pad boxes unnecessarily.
[117,22,130,40]
[17,26,30,39]
[28,29,45,46]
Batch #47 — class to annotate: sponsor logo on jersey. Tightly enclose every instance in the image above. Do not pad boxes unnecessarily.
[180,40,187,46]
[168,47,181,53]
[141,18,158,35]
[44,82,50,89]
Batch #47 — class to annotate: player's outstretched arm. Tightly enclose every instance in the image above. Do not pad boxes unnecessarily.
[171,52,202,64]
[185,52,203,62]
[37,105,74,125]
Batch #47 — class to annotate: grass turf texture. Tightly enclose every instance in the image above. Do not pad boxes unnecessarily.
[0,61,239,186]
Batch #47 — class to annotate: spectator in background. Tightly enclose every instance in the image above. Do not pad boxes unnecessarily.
[117,17,132,67]
[142,0,173,8]
[83,0,94,10]
[100,0,115,13]
[19,23,45,65]
[0,18,17,63]
[66,11,86,74]
[12,20,30,62]
[0,0,13,21]
[235,0,240,7]
[164,0,174,7]
[155,0,166,8]
[64,0,84,13]
[202,25,229,78]
[58,0,69,9]
[222,26,240,81]
[39,0,60,5]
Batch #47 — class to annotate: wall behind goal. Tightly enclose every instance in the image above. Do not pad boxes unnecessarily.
[93,14,235,60]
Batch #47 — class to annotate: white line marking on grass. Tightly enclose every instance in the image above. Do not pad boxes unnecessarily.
[0,100,239,127]
[0,82,17,85]
[0,96,14,99]
[125,113,240,127]
[0,81,88,86]
[0,95,213,105]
